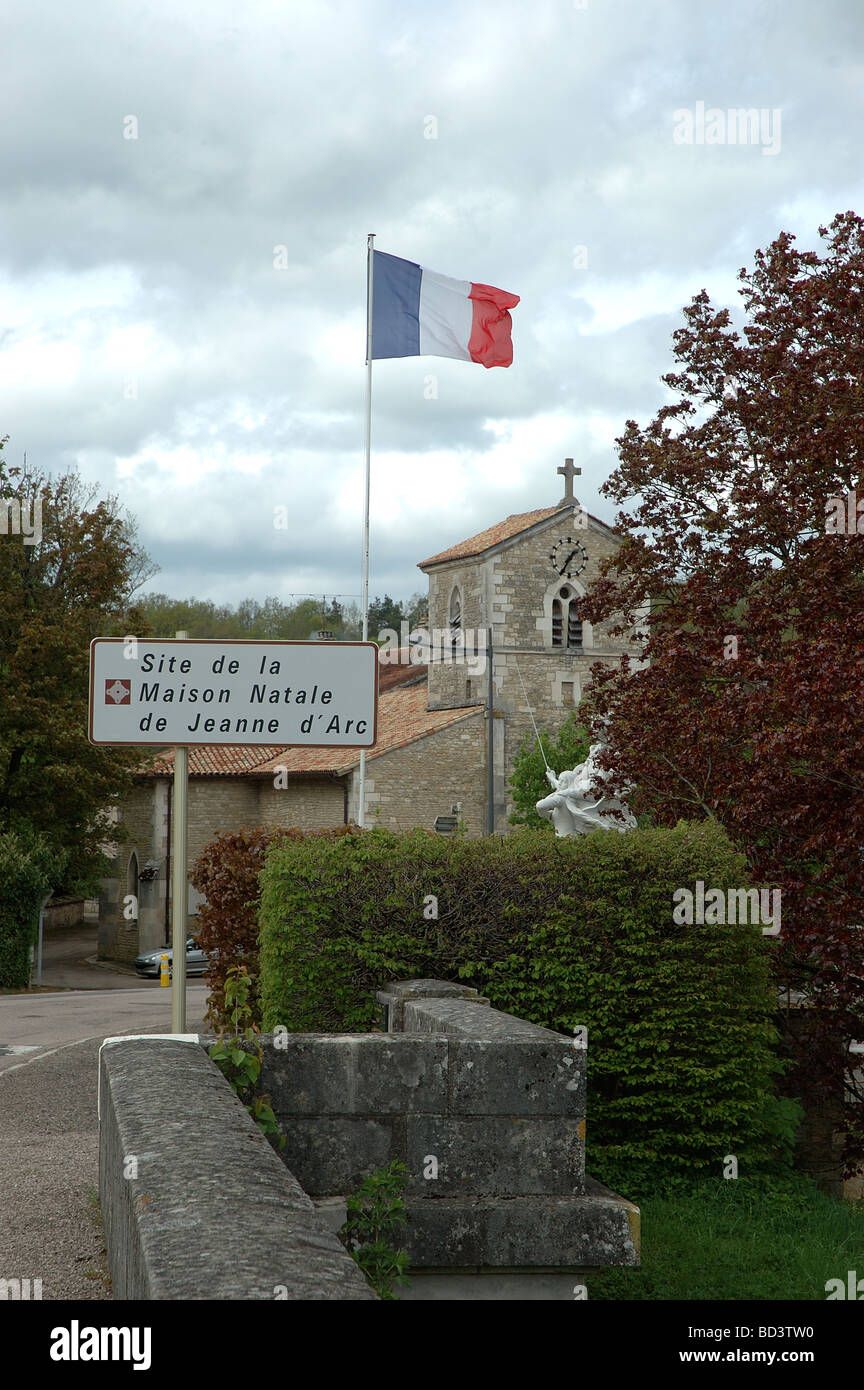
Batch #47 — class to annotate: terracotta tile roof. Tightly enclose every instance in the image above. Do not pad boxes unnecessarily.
[143,744,286,778]
[378,651,427,692]
[140,670,483,780]
[418,505,613,568]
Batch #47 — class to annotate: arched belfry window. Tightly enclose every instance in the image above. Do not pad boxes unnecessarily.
[449,586,462,645]
[552,585,583,650]
[552,598,563,645]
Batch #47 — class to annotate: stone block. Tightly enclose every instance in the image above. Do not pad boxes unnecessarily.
[404,1116,585,1196]
[404,997,560,1041]
[279,1116,395,1196]
[400,1188,639,1268]
[260,1034,448,1115]
[354,1035,447,1114]
[448,1038,586,1117]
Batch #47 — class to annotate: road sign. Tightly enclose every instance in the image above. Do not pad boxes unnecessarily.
[89,638,378,747]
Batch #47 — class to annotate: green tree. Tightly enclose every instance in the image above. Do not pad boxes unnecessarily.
[0,444,156,893]
[135,592,362,641]
[508,710,591,830]
[338,600,361,639]
[0,828,64,987]
[127,593,219,638]
[405,591,428,629]
[367,594,404,636]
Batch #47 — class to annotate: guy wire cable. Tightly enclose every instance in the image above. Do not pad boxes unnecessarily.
[512,653,552,774]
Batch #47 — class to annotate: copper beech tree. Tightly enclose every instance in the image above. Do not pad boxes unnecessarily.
[580,211,864,1169]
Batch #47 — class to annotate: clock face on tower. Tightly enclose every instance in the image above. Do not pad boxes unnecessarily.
[549,537,589,578]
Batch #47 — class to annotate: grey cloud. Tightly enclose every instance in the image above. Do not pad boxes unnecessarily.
[2,0,863,606]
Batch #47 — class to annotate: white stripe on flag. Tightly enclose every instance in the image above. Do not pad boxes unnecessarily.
[418,268,473,361]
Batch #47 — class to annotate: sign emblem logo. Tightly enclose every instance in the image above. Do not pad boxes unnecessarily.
[105,679,131,705]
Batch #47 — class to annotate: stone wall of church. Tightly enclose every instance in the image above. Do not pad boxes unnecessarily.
[257,776,346,831]
[491,515,623,650]
[423,514,636,830]
[494,649,602,829]
[423,557,488,712]
[347,712,487,837]
[187,779,260,873]
[424,514,628,714]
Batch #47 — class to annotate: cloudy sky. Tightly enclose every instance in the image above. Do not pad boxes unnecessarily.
[3,0,862,611]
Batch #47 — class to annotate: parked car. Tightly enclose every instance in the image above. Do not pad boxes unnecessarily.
[134,937,211,978]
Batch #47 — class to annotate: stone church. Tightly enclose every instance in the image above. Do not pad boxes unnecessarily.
[99,461,640,961]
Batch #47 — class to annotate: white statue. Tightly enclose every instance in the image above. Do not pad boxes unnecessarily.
[535,741,636,837]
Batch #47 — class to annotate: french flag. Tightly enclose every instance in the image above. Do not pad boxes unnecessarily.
[370,251,519,369]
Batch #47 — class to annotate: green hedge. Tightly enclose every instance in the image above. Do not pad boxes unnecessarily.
[0,830,57,988]
[258,822,793,1177]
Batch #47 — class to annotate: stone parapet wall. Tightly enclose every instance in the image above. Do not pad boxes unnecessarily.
[98,1037,375,1300]
[260,979,638,1273]
[262,1032,585,1200]
[97,984,639,1299]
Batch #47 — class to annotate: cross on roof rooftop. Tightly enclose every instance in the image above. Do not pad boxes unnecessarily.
[557,457,581,507]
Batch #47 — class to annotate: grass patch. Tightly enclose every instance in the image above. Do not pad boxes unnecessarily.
[590,1172,864,1301]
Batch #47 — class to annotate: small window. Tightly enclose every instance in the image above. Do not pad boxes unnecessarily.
[562,680,574,704]
[465,679,472,702]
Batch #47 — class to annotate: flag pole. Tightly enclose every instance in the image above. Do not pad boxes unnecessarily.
[357,232,375,828]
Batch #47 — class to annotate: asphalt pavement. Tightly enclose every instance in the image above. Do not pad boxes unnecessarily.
[34,920,162,990]
[0,923,209,1300]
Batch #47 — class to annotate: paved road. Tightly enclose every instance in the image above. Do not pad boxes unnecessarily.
[0,984,210,1070]
[0,972,209,1301]
[34,920,208,992]
[35,921,144,990]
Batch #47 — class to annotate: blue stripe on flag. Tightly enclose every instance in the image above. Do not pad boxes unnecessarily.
[370,252,422,358]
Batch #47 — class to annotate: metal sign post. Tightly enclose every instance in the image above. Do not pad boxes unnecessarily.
[171,631,189,1032]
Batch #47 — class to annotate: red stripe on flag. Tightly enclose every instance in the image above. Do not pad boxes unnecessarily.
[467,282,520,368]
